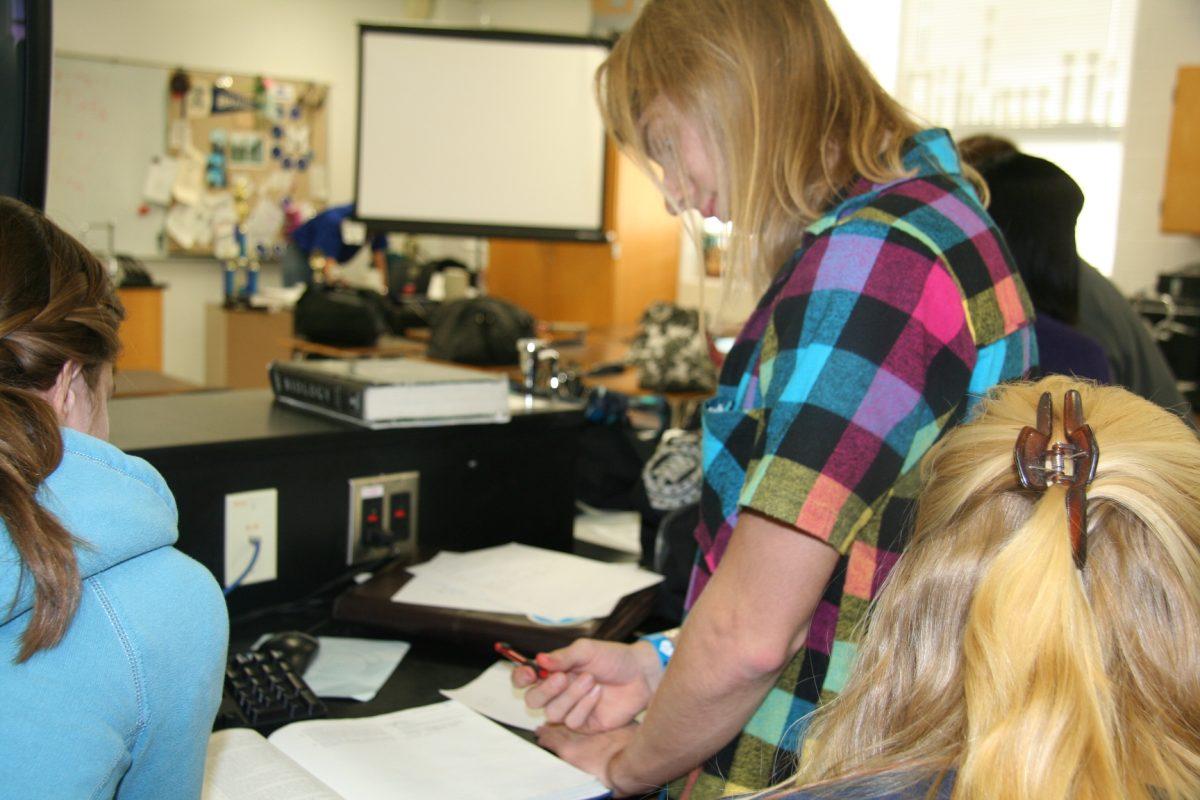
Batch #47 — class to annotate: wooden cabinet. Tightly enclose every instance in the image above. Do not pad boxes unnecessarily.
[205,305,295,389]
[1162,65,1200,234]
[486,145,680,327]
[115,286,164,372]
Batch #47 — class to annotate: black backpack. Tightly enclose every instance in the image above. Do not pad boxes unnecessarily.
[426,297,536,366]
[293,284,389,347]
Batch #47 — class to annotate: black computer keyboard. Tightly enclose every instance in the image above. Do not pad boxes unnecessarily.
[218,649,328,732]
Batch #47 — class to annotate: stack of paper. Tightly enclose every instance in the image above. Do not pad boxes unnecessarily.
[390,542,663,622]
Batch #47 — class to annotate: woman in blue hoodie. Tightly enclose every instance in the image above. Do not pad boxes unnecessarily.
[0,197,228,799]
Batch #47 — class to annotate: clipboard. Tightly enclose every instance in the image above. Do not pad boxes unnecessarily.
[332,558,658,653]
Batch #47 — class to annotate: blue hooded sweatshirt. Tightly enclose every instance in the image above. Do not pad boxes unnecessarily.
[0,428,228,799]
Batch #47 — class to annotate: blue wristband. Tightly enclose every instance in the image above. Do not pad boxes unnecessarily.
[639,632,675,669]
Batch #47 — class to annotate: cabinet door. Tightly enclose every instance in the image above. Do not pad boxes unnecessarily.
[116,287,163,372]
[1162,66,1200,234]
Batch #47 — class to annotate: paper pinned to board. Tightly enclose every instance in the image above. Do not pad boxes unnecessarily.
[172,151,206,207]
[142,155,178,206]
[165,202,204,249]
[391,542,663,622]
[441,661,545,731]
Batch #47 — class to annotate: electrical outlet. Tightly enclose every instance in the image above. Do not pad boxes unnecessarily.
[347,471,419,565]
[224,488,278,588]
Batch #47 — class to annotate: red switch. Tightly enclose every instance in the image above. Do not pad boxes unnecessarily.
[389,492,411,541]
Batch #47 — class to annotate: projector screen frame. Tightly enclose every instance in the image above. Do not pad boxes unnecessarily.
[353,24,614,243]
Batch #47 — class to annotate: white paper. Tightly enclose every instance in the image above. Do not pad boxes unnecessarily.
[165,202,203,249]
[573,508,642,555]
[263,170,295,197]
[202,728,339,800]
[205,192,237,226]
[168,118,192,152]
[390,542,663,621]
[173,152,206,207]
[303,636,410,702]
[441,661,545,731]
[142,156,178,205]
[244,198,286,251]
[270,81,298,106]
[267,701,605,800]
[340,217,367,246]
[187,79,213,119]
[214,225,240,259]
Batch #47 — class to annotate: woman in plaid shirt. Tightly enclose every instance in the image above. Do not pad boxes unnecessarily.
[515,1,1036,796]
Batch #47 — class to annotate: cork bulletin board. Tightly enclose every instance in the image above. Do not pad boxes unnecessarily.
[162,67,330,258]
[46,54,330,260]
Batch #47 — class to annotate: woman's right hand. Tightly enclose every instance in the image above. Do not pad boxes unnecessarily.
[511,639,664,733]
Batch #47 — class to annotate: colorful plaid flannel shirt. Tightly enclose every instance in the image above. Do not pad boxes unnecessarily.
[671,129,1036,799]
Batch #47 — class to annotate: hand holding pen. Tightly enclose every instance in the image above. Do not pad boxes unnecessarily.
[494,641,550,680]
[504,638,664,734]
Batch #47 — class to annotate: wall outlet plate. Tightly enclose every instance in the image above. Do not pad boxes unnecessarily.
[224,488,278,588]
[347,471,419,566]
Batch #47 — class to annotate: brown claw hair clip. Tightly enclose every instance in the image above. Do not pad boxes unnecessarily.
[1013,390,1100,568]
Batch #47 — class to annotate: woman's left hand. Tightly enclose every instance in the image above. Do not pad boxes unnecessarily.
[535,723,644,797]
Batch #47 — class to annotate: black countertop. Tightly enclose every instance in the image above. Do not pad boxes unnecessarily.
[109,389,582,453]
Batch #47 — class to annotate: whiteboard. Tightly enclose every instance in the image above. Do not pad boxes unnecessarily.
[355,27,609,241]
[45,55,168,257]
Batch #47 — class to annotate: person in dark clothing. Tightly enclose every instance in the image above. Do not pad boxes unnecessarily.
[960,135,1192,415]
[974,151,1112,384]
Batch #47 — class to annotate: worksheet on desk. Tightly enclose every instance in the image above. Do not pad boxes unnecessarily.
[266,701,607,800]
[393,542,662,621]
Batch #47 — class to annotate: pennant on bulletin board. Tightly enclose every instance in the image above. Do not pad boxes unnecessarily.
[211,86,255,115]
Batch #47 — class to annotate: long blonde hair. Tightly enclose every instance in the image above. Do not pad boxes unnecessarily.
[596,0,919,295]
[787,376,1200,800]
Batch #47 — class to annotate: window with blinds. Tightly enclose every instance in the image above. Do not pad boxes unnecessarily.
[895,0,1140,273]
[897,0,1138,131]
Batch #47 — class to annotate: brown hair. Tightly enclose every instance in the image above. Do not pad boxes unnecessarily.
[0,197,123,662]
[596,0,920,293]
[955,134,1019,173]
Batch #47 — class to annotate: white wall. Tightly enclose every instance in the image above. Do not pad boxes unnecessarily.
[1111,0,1200,295]
[52,0,591,384]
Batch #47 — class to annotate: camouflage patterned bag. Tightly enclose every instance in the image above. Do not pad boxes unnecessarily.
[627,302,717,393]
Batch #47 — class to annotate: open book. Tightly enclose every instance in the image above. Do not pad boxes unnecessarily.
[201,700,609,800]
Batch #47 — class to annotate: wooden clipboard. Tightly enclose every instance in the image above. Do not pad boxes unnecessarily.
[332,558,658,653]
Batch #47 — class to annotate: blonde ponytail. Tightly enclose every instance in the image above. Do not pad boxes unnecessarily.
[773,377,1200,800]
[959,485,1120,800]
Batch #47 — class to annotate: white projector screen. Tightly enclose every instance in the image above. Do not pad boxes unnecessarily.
[355,26,610,241]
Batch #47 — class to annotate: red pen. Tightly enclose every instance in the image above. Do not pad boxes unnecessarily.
[494,641,550,679]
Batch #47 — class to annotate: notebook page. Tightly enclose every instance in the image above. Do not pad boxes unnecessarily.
[202,728,341,800]
[267,700,607,800]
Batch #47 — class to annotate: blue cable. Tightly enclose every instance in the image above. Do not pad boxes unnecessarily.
[224,537,262,596]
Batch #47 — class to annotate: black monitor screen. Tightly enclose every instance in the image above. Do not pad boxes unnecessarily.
[0,0,51,210]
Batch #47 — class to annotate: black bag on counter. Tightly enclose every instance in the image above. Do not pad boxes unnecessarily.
[293,284,389,347]
[426,297,535,366]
